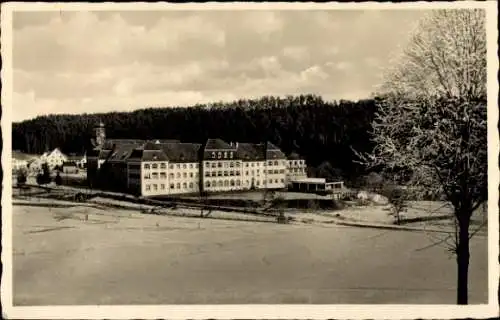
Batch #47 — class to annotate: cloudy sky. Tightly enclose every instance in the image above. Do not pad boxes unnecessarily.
[12,9,428,122]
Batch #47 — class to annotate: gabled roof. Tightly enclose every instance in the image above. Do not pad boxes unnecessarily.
[287,152,302,160]
[159,143,201,162]
[236,143,265,161]
[205,138,234,150]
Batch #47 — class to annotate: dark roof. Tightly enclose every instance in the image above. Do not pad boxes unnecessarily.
[63,161,77,166]
[159,143,201,162]
[103,139,145,150]
[287,152,302,160]
[236,143,265,161]
[205,138,234,150]
[108,143,141,162]
[265,141,286,159]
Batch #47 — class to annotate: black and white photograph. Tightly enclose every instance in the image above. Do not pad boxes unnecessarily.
[1,1,498,319]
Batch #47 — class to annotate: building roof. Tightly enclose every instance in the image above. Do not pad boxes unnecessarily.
[291,178,326,184]
[287,152,302,160]
[158,143,201,162]
[205,138,234,150]
[236,143,265,161]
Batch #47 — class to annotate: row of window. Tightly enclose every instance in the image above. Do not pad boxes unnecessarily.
[143,163,199,170]
[204,178,285,188]
[210,151,234,160]
[204,161,241,169]
[145,182,200,191]
[288,160,306,166]
[143,172,199,179]
[204,170,241,177]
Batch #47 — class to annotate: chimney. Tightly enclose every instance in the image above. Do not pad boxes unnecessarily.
[235,142,239,149]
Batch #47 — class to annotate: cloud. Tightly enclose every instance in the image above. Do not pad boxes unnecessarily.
[12,9,427,121]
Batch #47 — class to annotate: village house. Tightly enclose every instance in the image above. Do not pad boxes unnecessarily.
[40,148,68,169]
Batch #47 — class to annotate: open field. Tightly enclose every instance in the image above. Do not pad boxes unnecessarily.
[12,204,488,305]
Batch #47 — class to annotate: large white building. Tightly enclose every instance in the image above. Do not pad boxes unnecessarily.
[87,124,308,197]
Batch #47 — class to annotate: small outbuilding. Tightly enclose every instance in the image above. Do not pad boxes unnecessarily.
[62,161,79,174]
[289,178,344,193]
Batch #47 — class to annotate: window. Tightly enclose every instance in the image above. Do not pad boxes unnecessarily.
[189,182,193,188]
[211,162,216,168]
[229,171,234,176]
[245,163,249,167]
[224,171,228,177]
[230,152,234,159]
[176,173,181,178]
[236,171,240,176]
[224,180,229,187]
[269,179,272,183]
[268,161,273,166]
[251,163,254,167]
[182,182,187,188]
[152,163,158,169]
[160,163,166,169]
[230,180,235,186]
[217,152,222,159]
[190,172,193,178]
[275,179,278,183]
[216,171,221,177]
[183,172,187,178]
[144,164,150,169]
[161,184,165,190]
[183,164,187,169]
[224,162,229,168]
[177,183,181,189]
[145,184,151,191]
[153,184,158,191]
[236,180,240,186]
[274,160,278,166]
[205,162,210,168]
[211,152,216,159]
[152,173,158,179]
[144,173,151,179]
[218,162,223,168]
[169,164,174,169]
[169,173,174,179]
[224,152,227,158]
[160,172,166,179]
[235,162,240,167]
[246,171,249,176]
[230,162,234,168]
[274,170,279,174]
[195,172,199,177]
[189,164,193,169]
[211,172,216,177]
[205,172,210,177]
[218,180,223,187]
[206,181,211,188]
[280,179,284,183]
[256,181,260,186]
[176,164,180,169]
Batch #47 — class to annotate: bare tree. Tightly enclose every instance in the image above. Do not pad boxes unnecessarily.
[358,9,487,305]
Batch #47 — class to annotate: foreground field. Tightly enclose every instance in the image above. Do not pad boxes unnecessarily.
[12,205,488,305]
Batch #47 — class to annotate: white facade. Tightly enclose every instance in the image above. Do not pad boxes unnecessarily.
[139,161,200,196]
[203,159,243,192]
[286,159,307,183]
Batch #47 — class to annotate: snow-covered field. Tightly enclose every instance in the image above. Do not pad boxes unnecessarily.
[12,204,488,305]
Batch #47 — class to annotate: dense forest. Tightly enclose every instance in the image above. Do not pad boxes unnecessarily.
[12,94,378,183]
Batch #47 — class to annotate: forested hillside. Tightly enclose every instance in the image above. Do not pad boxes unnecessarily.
[12,94,377,182]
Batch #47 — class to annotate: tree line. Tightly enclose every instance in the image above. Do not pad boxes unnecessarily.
[12,94,377,183]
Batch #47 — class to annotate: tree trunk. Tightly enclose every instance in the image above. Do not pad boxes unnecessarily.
[456,216,471,305]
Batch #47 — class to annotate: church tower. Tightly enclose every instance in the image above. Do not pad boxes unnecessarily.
[94,121,106,147]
